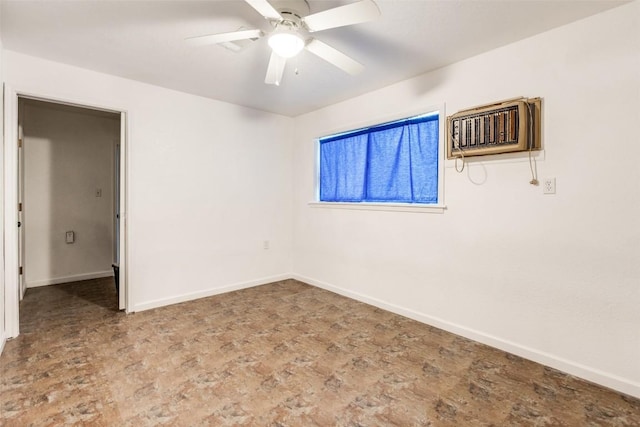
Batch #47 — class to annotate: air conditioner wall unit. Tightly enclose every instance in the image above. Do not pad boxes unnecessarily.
[447,97,541,160]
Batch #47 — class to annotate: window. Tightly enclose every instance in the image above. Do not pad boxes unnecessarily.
[318,111,440,205]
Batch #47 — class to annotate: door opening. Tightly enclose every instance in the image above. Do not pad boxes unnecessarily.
[3,89,128,338]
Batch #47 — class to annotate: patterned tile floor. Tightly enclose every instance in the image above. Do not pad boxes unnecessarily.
[1,278,639,426]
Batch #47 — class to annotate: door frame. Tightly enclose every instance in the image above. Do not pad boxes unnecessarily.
[3,85,130,338]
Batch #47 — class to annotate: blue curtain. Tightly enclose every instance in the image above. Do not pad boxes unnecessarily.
[319,115,439,204]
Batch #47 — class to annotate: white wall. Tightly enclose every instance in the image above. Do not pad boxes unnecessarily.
[292,2,640,398]
[3,50,294,311]
[22,100,118,287]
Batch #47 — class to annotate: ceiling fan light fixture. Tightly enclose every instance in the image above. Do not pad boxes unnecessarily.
[268,28,304,58]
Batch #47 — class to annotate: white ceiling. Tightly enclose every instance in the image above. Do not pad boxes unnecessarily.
[1,0,628,117]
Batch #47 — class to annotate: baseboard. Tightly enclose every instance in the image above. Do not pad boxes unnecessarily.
[292,274,640,399]
[26,270,114,288]
[133,273,294,312]
[0,331,7,356]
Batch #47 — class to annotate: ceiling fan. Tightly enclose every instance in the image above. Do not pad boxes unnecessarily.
[186,0,381,86]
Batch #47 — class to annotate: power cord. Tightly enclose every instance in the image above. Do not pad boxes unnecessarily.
[526,102,538,186]
[450,125,465,173]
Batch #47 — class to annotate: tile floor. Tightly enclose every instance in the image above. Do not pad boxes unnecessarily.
[1,278,639,426]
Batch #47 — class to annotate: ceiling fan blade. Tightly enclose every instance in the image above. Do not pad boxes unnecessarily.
[186,29,263,46]
[265,52,287,86]
[305,39,364,75]
[245,0,283,21]
[303,0,380,32]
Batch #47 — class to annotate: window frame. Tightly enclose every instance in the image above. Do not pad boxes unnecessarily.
[310,104,446,214]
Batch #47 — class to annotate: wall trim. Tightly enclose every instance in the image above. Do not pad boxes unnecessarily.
[292,273,640,399]
[0,332,6,356]
[132,273,293,312]
[26,270,114,288]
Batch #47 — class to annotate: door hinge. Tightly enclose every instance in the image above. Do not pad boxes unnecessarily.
[18,138,23,148]
[18,202,22,212]
[19,266,23,275]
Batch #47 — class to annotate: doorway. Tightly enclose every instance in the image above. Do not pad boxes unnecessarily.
[3,90,128,338]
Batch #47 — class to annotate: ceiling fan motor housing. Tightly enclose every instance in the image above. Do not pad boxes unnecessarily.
[271,0,310,20]
[270,0,311,32]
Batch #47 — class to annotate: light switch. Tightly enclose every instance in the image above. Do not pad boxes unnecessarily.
[96,188,102,197]
[66,231,75,244]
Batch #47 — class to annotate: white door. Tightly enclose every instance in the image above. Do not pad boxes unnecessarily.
[17,111,26,300]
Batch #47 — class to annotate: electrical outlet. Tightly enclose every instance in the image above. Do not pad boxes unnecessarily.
[263,240,270,250]
[543,178,556,194]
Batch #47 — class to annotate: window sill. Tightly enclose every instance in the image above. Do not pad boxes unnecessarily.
[308,201,446,214]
